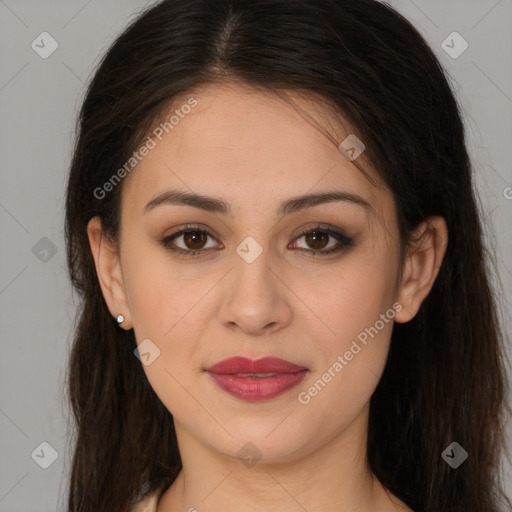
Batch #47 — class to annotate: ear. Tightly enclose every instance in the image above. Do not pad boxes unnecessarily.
[87,216,132,330]
[394,216,448,323]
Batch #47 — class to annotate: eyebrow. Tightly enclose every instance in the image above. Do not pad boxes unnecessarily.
[143,189,373,216]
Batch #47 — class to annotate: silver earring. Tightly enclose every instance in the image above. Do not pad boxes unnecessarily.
[117,314,124,324]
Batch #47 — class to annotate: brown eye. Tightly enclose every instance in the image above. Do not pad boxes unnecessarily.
[290,224,354,256]
[161,225,219,255]
[182,230,208,250]
[304,230,330,251]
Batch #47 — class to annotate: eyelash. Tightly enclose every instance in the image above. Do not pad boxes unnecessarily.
[160,223,354,258]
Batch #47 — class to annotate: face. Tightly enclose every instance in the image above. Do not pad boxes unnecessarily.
[89,82,430,467]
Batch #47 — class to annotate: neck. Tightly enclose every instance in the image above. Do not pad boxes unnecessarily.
[157,404,409,512]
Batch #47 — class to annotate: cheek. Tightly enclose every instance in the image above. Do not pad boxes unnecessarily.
[122,252,212,416]
[295,288,395,437]
[125,265,171,338]
[293,253,398,345]
[292,254,398,410]
[123,242,212,339]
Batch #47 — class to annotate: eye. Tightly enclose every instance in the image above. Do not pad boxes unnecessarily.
[289,223,354,256]
[160,224,220,255]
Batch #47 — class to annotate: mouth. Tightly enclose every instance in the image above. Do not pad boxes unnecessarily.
[204,356,310,402]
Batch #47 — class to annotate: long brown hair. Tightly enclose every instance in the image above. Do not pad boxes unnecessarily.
[64,1,512,510]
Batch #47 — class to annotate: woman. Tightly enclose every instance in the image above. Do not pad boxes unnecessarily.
[64,0,511,511]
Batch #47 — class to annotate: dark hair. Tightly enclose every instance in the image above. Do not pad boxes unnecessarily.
[64,0,512,511]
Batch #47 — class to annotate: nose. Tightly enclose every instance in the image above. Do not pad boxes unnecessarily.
[217,246,293,337]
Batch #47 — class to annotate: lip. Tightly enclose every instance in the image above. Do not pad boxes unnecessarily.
[205,356,309,374]
[205,356,310,402]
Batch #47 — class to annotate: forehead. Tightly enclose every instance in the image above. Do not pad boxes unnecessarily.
[121,82,391,221]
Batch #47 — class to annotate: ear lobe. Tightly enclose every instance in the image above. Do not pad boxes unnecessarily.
[87,216,132,329]
[394,216,448,324]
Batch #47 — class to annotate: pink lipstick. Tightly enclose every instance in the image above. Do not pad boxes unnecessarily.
[205,356,309,401]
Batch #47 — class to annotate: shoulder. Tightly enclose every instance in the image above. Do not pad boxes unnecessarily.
[129,488,161,512]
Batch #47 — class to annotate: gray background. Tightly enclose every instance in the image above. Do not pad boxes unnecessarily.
[0,1,511,510]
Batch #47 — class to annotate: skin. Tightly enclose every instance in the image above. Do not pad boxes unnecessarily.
[88,82,448,512]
